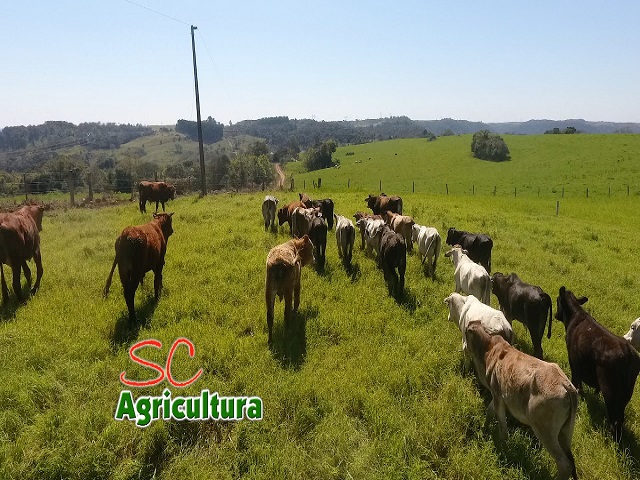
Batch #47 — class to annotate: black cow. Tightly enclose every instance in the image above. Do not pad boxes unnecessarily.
[308,215,327,270]
[446,227,493,273]
[555,286,640,440]
[491,272,553,359]
[299,193,335,230]
[378,225,406,300]
[365,194,403,216]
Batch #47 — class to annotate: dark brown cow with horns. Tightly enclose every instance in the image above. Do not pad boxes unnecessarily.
[0,204,45,303]
[138,181,176,213]
[103,213,174,322]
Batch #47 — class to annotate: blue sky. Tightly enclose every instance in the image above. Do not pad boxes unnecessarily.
[2,1,639,127]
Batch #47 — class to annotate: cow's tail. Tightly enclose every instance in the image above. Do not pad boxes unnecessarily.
[268,261,291,301]
[398,198,403,215]
[103,239,119,298]
[543,292,553,339]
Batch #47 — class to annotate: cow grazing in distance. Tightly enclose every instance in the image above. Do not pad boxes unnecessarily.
[138,181,176,214]
[308,215,327,270]
[365,193,403,215]
[103,213,174,323]
[444,245,491,304]
[299,193,335,230]
[446,227,493,273]
[491,272,553,359]
[555,286,640,440]
[384,211,415,251]
[265,235,315,345]
[334,214,355,266]
[378,225,406,300]
[465,321,579,480]
[411,224,441,277]
[356,216,385,259]
[277,200,305,235]
[354,212,383,250]
[444,293,514,383]
[624,317,640,350]
[0,204,45,304]
[262,195,279,231]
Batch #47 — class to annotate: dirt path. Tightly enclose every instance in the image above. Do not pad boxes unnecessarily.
[274,163,286,189]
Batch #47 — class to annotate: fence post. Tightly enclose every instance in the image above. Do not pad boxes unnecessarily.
[562,187,564,198]
[493,186,496,196]
[318,178,322,188]
[88,171,94,201]
[154,171,158,181]
[23,173,27,202]
[514,187,517,197]
[556,201,559,216]
[538,187,540,197]
[379,180,382,191]
[348,179,350,188]
[628,185,630,196]
[586,187,589,198]
[412,181,415,193]
[290,178,294,191]
[69,170,76,206]
[609,186,611,197]
[304,179,306,189]
[446,183,448,195]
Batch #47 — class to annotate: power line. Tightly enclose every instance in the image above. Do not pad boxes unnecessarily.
[123,0,191,26]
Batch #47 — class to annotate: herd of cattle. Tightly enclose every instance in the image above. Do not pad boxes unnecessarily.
[264,192,640,480]
[1,181,639,479]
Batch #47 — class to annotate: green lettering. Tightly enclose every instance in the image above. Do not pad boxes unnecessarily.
[114,391,136,420]
[246,397,263,420]
[210,392,219,420]
[172,398,185,420]
[236,397,247,419]
[136,397,152,427]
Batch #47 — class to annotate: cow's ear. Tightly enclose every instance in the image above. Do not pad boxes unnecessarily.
[444,249,452,257]
[559,286,566,296]
[462,249,469,255]
[168,212,174,217]
[578,296,588,305]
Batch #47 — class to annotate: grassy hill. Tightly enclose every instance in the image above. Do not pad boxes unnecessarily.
[1,190,639,479]
[286,134,640,197]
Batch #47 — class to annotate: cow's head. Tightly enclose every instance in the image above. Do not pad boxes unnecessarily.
[444,245,468,265]
[365,195,376,208]
[169,185,177,200]
[446,227,459,245]
[491,272,508,296]
[443,292,466,326]
[153,212,174,239]
[299,193,312,207]
[411,224,421,243]
[624,317,640,351]
[277,207,289,226]
[555,286,588,326]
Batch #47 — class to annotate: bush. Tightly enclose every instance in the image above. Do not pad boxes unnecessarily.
[471,130,510,162]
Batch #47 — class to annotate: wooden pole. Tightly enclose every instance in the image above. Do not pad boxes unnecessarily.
[191,25,207,197]
[472,184,475,195]
[586,187,589,198]
[88,171,93,201]
[69,170,76,205]
[556,200,559,216]
[446,183,448,195]
[379,180,382,191]
[562,187,564,198]
[493,186,496,196]
[23,173,27,201]
[348,179,350,188]
[412,181,415,193]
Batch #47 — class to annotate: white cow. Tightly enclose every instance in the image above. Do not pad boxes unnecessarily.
[291,207,318,238]
[624,317,640,350]
[444,292,514,385]
[356,217,385,258]
[411,224,441,278]
[444,245,491,304]
[261,195,278,231]
[334,214,356,266]
[465,321,579,480]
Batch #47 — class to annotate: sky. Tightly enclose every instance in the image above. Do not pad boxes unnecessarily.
[2,1,639,128]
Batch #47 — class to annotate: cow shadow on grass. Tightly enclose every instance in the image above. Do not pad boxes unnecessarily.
[345,261,361,283]
[491,426,554,480]
[0,285,33,322]
[398,287,418,313]
[111,296,158,348]
[316,260,332,278]
[270,305,319,370]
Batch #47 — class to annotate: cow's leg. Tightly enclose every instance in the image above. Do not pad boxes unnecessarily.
[153,268,163,301]
[599,370,627,441]
[31,248,43,296]
[398,259,405,300]
[0,264,8,304]
[161,201,166,212]
[124,282,137,323]
[531,425,574,480]
[265,279,276,345]
[10,262,23,302]
[491,394,508,441]
[568,361,583,395]
[155,200,160,213]
[336,235,342,259]
[284,287,294,331]
[559,424,578,480]
[22,261,31,287]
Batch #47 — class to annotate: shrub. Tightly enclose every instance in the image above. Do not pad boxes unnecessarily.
[471,130,510,162]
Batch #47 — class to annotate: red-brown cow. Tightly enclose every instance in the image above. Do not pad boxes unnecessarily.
[277,200,305,235]
[139,181,176,213]
[0,204,44,303]
[103,213,174,322]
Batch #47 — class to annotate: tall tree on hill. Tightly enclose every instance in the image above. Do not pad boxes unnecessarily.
[304,140,337,171]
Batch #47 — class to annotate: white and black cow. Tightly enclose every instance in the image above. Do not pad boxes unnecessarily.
[411,224,441,278]
[446,227,493,273]
[261,195,279,231]
[444,245,491,305]
[334,214,355,266]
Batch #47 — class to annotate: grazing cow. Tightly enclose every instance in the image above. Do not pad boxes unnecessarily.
[555,286,640,440]
[444,245,491,304]
[138,181,176,214]
[0,205,45,303]
[378,225,406,300]
[262,196,279,231]
[103,213,174,323]
[277,201,305,235]
[354,212,383,250]
[334,214,355,266]
[445,227,493,273]
[444,293,514,384]
[265,235,315,345]
[465,321,579,480]
[365,193,403,215]
[308,215,327,270]
[491,272,553,359]
[356,216,385,259]
[624,317,640,350]
[411,224,441,278]
[299,193,335,230]
[384,211,415,251]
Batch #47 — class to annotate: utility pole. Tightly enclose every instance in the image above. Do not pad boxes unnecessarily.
[191,25,206,197]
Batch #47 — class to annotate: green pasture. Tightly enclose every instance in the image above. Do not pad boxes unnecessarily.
[1,191,639,479]
[286,134,640,198]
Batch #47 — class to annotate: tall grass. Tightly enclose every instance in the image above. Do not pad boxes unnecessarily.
[0,190,639,479]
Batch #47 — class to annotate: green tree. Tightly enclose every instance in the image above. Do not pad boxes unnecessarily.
[471,130,510,162]
[304,140,337,171]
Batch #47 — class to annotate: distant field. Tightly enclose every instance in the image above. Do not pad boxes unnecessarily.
[286,134,640,197]
[1,191,639,479]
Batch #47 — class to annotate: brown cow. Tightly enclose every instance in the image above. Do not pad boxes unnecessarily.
[365,193,403,215]
[277,200,305,235]
[139,181,176,213]
[384,211,415,251]
[265,235,314,345]
[103,213,174,322]
[0,204,45,303]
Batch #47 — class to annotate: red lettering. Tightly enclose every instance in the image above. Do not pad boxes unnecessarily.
[119,338,203,388]
[166,338,203,388]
